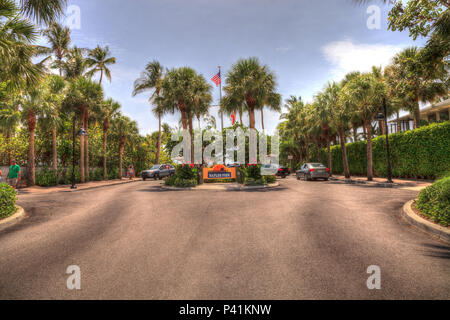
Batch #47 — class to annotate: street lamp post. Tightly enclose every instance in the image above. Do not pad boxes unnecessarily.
[71,115,77,189]
[377,98,393,184]
[70,114,88,189]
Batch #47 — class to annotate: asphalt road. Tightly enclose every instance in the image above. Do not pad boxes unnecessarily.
[0,177,448,299]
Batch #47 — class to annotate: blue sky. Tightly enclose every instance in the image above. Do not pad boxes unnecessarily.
[51,0,425,135]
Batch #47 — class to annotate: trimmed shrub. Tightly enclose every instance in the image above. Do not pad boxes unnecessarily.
[318,122,450,179]
[265,175,277,184]
[0,183,17,219]
[165,165,198,188]
[416,176,450,227]
[36,168,58,186]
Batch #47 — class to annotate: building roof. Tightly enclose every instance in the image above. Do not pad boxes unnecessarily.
[389,98,450,122]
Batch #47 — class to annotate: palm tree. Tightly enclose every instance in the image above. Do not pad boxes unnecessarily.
[96,98,120,180]
[40,75,66,171]
[222,57,280,129]
[111,114,139,179]
[330,80,352,179]
[341,71,384,181]
[21,86,48,185]
[62,47,88,79]
[159,67,198,132]
[85,45,116,85]
[133,60,164,164]
[63,77,103,182]
[42,22,71,76]
[19,0,67,25]
[188,73,212,162]
[281,96,306,165]
[315,86,336,174]
[0,0,40,89]
[390,47,448,128]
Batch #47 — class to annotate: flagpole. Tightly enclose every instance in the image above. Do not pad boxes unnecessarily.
[219,66,223,132]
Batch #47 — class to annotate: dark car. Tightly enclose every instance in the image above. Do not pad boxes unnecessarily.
[261,164,290,178]
[296,163,330,181]
[276,166,291,178]
[141,164,175,181]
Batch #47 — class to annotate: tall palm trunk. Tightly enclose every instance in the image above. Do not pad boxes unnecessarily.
[299,147,303,166]
[84,111,89,180]
[413,95,421,129]
[102,129,108,180]
[119,137,125,179]
[79,108,86,183]
[188,115,195,164]
[156,114,162,164]
[27,110,36,186]
[314,140,320,162]
[353,125,358,142]
[327,136,332,176]
[362,125,367,140]
[305,137,310,162]
[366,122,373,181]
[80,134,85,183]
[6,130,11,164]
[52,127,57,171]
[396,111,401,133]
[248,107,256,129]
[239,110,243,125]
[178,102,188,130]
[260,108,264,131]
[99,69,103,85]
[338,126,350,179]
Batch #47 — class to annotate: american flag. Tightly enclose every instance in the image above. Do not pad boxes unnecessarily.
[211,71,221,87]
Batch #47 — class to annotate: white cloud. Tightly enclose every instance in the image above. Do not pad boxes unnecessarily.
[322,40,407,81]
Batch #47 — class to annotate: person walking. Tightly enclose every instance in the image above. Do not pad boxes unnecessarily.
[127,165,135,180]
[7,160,21,189]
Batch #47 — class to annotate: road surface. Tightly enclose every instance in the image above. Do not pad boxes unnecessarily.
[0,177,448,299]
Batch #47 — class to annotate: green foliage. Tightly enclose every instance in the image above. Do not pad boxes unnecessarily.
[387,0,447,40]
[164,165,198,188]
[35,167,58,186]
[240,164,275,185]
[416,175,450,227]
[265,175,277,184]
[319,122,450,179]
[0,183,17,219]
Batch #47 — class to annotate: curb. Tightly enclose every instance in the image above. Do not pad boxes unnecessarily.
[0,205,26,232]
[402,200,450,244]
[60,179,141,193]
[160,182,280,191]
[19,179,141,195]
[329,177,396,188]
[231,182,280,191]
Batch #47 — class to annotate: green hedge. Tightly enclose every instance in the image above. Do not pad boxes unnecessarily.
[318,122,450,179]
[416,175,450,226]
[0,183,17,219]
[165,165,198,188]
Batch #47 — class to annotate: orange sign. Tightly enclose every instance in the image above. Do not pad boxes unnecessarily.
[203,165,236,180]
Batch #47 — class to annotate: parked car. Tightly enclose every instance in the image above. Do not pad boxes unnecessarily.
[141,164,175,181]
[261,164,290,178]
[296,163,330,181]
[276,166,290,178]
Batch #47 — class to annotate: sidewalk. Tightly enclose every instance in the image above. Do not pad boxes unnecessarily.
[329,175,432,191]
[18,178,141,195]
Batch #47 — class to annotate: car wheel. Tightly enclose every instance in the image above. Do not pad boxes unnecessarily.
[143,177,146,181]
[154,174,159,181]
[306,174,312,181]
[296,175,300,180]
[324,178,329,181]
